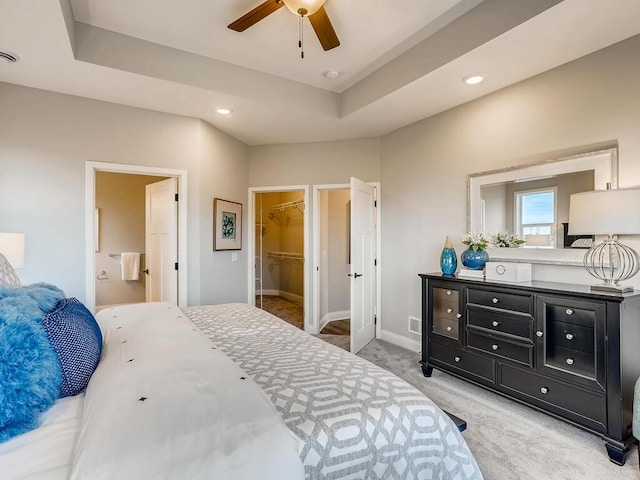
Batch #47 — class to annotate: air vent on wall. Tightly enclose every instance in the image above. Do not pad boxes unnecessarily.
[0,51,19,64]
[408,316,421,335]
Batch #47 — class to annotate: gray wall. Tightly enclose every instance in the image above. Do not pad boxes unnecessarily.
[379,34,640,343]
[0,82,249,306]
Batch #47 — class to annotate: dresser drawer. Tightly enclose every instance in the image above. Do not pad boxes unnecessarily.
[433,317,458,339]
[548,321,594,353]
[429,341,496,384]
[544,346,599,383]
[545,302,603,329]
[467,330,533,366]
[467,287,533,315]
[500,365,607,432]
[467,307,533,339]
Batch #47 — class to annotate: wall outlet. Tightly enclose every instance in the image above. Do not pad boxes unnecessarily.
[231,252,238,262]
[408,316,421,335]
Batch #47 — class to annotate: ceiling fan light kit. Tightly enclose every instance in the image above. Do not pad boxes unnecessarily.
[228,0,340,55]
[282,0,327,17]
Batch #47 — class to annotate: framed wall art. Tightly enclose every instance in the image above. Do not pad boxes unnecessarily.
[213,198,242,251]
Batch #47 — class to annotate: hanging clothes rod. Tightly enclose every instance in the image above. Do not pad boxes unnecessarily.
[109,253,146,258]
[268,200,304,213]
[267,251,304,261]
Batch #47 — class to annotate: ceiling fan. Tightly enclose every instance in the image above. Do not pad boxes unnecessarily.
[228,0,340,54]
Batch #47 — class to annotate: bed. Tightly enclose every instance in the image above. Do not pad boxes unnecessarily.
[0,294,483,479]
[186,303,482,479]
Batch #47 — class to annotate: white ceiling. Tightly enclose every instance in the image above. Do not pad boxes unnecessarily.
[1,0,640,145]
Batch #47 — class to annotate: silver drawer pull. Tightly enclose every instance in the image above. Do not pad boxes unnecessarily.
[565,333,574,340]
[492,321,500,327]
[456,313,462,319]
[447,308,453,314]
[446,290,452,296]
[491,344,499,351]
[566,358,574,365]
[446,326,453,332]
[454,356,461,363]
[540,387,549,394]
[565,308,574,315]
[492,297,499,304]
[536,331,544,338]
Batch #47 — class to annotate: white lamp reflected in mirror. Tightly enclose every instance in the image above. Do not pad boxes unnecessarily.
[569,188,640,292]
[0,232,25,269]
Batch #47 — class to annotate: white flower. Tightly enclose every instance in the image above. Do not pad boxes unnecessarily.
[461,232,489,252]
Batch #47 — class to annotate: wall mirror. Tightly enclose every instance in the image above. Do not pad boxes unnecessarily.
[468,148,618,265]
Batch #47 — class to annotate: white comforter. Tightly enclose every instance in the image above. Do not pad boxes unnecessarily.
[72,302,303,480]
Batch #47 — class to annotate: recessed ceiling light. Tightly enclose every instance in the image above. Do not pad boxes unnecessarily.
[0,50,19,64]
[324,70,340,80]
[216,107,232,115]
[463,74,484,85]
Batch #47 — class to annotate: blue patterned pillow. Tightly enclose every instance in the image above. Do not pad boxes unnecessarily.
[42,298,103,398]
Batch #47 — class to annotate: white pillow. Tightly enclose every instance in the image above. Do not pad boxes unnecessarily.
[571,238,593,248]
[0,253,20,286]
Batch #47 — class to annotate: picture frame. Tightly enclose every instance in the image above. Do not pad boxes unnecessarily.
[213,198,242,251]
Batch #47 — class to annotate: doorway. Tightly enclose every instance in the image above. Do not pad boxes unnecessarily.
[248,185,310,332]
[85,161,188,313]
[94,172,169,309]
[313,180,381,354]
[316,187,351,350]
[254,190,305,329]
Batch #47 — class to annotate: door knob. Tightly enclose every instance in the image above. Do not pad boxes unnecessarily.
[353,273,363,278]
[143,269,150,275]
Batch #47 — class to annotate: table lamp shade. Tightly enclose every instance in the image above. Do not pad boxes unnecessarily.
[569,188,640,235]
[0,232,25,268]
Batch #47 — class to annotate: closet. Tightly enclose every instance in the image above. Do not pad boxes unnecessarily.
[254,191,305,329]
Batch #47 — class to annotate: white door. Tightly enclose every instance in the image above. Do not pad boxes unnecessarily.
[350,177,376,354]
[145,178,178,303]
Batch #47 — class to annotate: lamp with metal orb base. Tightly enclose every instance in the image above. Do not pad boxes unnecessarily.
[568,188,640,292]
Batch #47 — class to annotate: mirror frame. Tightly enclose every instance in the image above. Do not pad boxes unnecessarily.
[468,148,618,265]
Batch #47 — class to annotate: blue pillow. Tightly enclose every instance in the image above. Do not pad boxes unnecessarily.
[0,294,63,443]
[0,282,65,313]
[42,298,103,398]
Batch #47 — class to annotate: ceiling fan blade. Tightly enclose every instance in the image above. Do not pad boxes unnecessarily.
[228,0,284,32]
[308,6,340,51]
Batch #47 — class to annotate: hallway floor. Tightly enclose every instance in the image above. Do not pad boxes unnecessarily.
[256,295,350,351]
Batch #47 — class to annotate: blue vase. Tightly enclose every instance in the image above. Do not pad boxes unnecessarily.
[440,236,457,275]
[461,247,489,270]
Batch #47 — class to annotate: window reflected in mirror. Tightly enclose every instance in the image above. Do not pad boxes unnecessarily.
[480,170,594,249]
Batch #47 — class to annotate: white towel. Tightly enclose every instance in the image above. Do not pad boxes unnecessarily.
[120,252,140,281]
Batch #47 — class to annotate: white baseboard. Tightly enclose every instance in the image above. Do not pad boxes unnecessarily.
[319,309,350,332]
[279,290,303,306]
[379,329,421,353]
[260,289,280,296]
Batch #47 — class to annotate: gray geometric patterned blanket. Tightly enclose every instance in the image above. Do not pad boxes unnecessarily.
[185,303,483,480]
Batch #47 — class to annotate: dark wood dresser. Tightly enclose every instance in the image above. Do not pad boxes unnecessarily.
[419,273,640,465]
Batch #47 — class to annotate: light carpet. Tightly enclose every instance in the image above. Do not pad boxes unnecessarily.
[357,339,639,480]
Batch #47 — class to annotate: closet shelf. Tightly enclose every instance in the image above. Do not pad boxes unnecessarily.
[268,200,304,214]
[267,251,304,262]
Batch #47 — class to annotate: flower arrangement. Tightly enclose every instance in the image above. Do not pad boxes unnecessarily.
[461,232,489,252]
[492,232,526,248]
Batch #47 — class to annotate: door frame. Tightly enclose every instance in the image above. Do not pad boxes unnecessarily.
[85,161,188,313]
[247,185,310,332]
[312,183,381,339]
